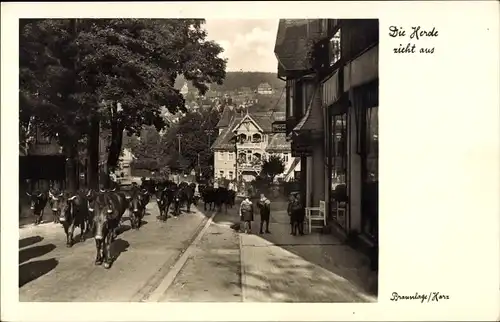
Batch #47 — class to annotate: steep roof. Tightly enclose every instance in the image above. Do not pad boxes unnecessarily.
[215,105,236,128]
[211,116,242,151]
[274,19,324,77]
[266,133,291,153]
[258,82,272,88]
[211,110,286,151]
[274,19,311,73]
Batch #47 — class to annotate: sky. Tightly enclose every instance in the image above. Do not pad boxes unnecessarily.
[203,19,279,73]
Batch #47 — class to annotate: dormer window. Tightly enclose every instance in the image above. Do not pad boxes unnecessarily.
[238,134,247,143]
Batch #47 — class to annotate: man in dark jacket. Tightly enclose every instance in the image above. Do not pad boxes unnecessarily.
[257,193,271,234]
[287,192,304,236]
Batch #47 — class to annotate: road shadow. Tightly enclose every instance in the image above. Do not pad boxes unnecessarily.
[112,239,130,262]
[19,236,44,249]
[140,220,148,226]
[19,243,56,265]
[19,258,58,287]
[144,212,152,217]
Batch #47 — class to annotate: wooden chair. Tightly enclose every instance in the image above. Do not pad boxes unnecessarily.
[305,200,326,234]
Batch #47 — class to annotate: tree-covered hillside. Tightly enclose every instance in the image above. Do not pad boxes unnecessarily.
[175,71,285,93]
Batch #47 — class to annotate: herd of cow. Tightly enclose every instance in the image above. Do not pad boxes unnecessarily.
[24,179,237,269]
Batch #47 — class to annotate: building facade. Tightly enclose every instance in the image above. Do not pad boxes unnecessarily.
[211,106,300,182]
[274,19,379,256]
[257,82,274,95]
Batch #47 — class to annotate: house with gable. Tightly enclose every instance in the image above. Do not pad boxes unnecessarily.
[257,82,274,95]
[211,106,300,183]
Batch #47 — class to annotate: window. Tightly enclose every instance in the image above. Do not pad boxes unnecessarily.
[302,83,308,116]
[219,170,224,178]
[228,152,234,161]
[365,106,378,182]
[287,80,295,118]
[219,152,225,160]
[228,171,234,180]
[253,153,262,164]
[283,153,289,163]
[329,29,341,66]
[238,134,247,144]
[331,113,347,189]
[238,153,246,163]
[35,127,51,144]
[252,133,262,143]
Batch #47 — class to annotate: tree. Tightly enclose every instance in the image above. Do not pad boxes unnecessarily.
[20,19,227,190]
[127,126,169,172]
[261,155,286,182]
[162,108,220,176]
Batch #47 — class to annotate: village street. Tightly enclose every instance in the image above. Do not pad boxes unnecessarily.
[19,199,376,302]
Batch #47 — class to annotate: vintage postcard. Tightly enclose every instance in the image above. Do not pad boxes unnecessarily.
[1,1,499,321]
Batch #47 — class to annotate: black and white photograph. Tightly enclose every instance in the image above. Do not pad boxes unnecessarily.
[3,1,499,321]
[17,18,379,302]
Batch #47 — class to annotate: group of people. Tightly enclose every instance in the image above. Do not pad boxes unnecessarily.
[237,191,305,236]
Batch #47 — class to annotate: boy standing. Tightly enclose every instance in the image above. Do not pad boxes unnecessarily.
[239,192,254,234]
[257,193,271,234]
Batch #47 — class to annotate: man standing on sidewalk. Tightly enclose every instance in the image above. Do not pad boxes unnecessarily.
[257,193,271,234]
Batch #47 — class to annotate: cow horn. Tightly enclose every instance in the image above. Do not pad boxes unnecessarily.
[86,190,91,197]
[26,192,32,197]
[68,195,77,201]
[38,193,43,197]
[58,193,64,197]
[99,189,105,192]
[125,195,131,200]
[49,191,54,198]
[111,188,117,192]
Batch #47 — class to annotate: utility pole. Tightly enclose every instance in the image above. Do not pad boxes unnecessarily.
[176,133,183,155]
[204,129,214,147]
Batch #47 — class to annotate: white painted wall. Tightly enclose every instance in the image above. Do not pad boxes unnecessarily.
[214,151,237,180]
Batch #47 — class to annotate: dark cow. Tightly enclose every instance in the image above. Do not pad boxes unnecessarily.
[178,182,195,213]
[126,189,148,229]
[48,189,64,223]
[214,187,233,213]
[59,192,90,247]
[227,189,236,208]
[199,184,216,211]
[171,187,183,217]
[26,191,48,225]
[93,191,128,269]
[155,181,177,221]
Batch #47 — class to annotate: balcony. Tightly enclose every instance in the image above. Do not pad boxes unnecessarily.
[236,141,265,150]
[238,162,262,172]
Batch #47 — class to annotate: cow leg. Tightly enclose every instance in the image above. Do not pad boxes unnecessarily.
[94,239,103,265]
[67,221,75,247]
[187,200,191,213]
[103,233,113,269]
[80,220,86,242]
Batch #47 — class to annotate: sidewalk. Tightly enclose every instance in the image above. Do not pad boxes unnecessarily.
[239,201,377,302]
